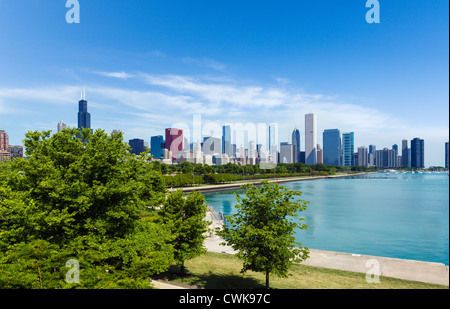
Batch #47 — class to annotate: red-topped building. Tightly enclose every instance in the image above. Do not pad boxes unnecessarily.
[165,128,183,160]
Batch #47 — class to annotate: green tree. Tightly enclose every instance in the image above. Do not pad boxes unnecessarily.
[217,181,310,289]
[180,161,193,174]
[158,190,209,274]
[0,128,174,288]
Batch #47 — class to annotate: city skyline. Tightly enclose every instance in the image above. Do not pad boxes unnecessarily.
[0,1,448,167]
[0,94,448,168]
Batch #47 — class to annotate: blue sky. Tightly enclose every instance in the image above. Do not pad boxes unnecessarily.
[0,0,448,166]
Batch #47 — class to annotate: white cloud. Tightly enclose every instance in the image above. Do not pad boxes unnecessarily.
[95,71,135,79]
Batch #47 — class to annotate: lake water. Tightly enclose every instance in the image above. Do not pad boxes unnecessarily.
[203,172,449,265]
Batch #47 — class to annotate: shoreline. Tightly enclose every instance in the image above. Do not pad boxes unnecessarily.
[205,210,449,286]
[200,172,449,286]
[169,171,377,193]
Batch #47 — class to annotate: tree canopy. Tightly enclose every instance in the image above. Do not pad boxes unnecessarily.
[0,128,174,288]
[158,190,209,274]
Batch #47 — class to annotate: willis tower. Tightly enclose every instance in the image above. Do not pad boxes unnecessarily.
[78,89,91,130]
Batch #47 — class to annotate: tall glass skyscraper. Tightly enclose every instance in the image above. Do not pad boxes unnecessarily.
[292,128,301,163]
[268,124,278,154]
[401,140,410,167]
[222,125,232,157]
[305,113,317,165]
[445,142,449,169]
[77,91,91,130]
[129,139,145,155]
[342,132,354,167]
[411,137,424,168]
[323,129,341,166]
[151,135,165,159]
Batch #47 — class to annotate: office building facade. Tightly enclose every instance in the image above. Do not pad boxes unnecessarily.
[222,125,232,157]
[203,136,222,155]
[317,144,323,164]
[444,142,449,169]
[342,132,355,166]
[410,138,424,168]
[77,93,91,130]
[305,113,317,165]
[357,146,368,167]
[57,121,67,132]
[401,140,410,167]
[292,128,301,163]
[323,129,341,166]
[9,145,24,160]
[368,145,376,167]
[279,142,294,164]
[129,139,145,155]
[342,132,354,167]
[151,135,165,159]
[268,124,278,155]
[0,129,9,152]
[446,142,449,169]
[165,128,183,160]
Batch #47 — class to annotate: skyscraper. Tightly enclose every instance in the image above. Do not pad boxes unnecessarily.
[342,132,354,167]
[292,128,301,163]
[129,139,145,155]
[445,142,449,169]
[323,129,341,166]
[268,124,278,155]
[0,129,9,152]
[77,90,91,130]
[401,139,410,167]
[57,121,67,132]
[410,138,424,168]
[222,125,232,157]
[151,135,165,159]
[317,144,323,164]
[279,142,293,163]
[0,129,9,162]
[9,145,24,160]
[165,128,183,160]
[357,146,368,167]
[203,137,222,155]
[305,113,317,165]
[248,140,256,158]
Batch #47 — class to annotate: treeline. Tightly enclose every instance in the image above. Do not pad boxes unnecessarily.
[152,161,380,187]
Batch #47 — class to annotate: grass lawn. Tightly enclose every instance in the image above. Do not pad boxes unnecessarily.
[156,252,447,289]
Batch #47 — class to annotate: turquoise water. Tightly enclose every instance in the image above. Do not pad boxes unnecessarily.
[203,172,449,265]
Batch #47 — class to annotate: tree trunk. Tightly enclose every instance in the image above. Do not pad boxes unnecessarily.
[265,271,270,289]
[180,261,185,275]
